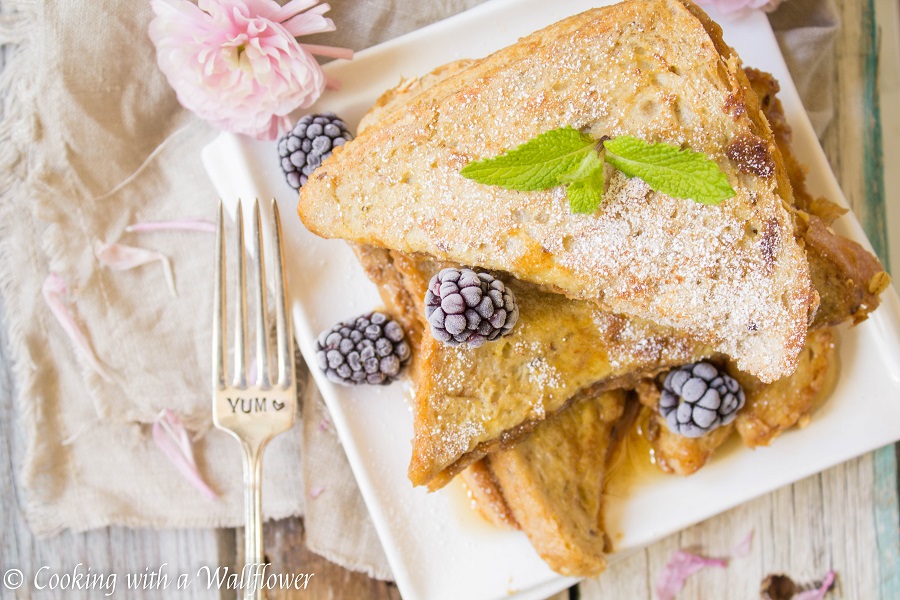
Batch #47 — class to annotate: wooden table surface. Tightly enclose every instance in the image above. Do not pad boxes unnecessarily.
[2,0,899,598]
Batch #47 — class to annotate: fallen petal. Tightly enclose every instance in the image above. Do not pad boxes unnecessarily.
[41,274,114,382]
[324,73,341,91]
[656,550,728,600]
[793,571,836,600]
[152,409,218,500]
[298,43,353,60]
[94,240,162,270]
[308,486,325,499]
[94,241,177,297]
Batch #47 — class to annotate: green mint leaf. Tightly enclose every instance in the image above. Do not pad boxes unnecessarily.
[460,127,595,191]
[603,136,735,205]
[559,147,603,185]
[567,164,605,214]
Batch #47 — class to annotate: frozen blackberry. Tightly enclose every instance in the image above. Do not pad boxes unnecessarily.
[315,311,410,386]
[277,112,353,190]
[425,267,518,348]
[659,361,746,438]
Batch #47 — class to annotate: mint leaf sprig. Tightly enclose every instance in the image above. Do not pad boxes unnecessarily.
[459,127,736,213]
[603,136,736,207]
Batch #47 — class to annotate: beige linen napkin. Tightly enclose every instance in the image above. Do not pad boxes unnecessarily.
[0,0,494,582]
[0,0,836,583]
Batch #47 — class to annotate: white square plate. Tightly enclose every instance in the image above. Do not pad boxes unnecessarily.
[203,1,900,598]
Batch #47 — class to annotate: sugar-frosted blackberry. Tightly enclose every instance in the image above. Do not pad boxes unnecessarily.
[277,113,353,190]
[659,361,746,438]
[425,268,518,348]
[315,311,410,386]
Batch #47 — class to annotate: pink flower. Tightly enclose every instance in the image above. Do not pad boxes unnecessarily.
[149,0,351,140]
[696,0,785,14]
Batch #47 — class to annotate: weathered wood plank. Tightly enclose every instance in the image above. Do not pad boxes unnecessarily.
[252,518,402,600]
[584,461,879,599]
[823,1,900,598]
[581,548,652,598]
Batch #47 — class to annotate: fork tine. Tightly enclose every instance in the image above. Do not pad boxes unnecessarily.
[271,199,293,389]
[233,199,248,389]
[213,201,227,391]
[251,200,271,388]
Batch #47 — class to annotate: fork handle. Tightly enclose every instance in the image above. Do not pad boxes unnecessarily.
[241,439,267,600]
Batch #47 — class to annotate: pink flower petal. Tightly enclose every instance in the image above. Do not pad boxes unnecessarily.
[283,12,335,37]
[271,0,320,22]
[152,409,218,500]
[149,0,345,139]
[794,571,836,600]
[731,530,754,559]
[125,220,216,234]
[317,417,330,432]
[94,241,177,297]
[656,551,728,600]
[308,486,325,499]
[299,43,353,60]
[41,274,114,382]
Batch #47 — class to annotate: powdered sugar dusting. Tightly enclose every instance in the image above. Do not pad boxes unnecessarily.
[306,0,814,383]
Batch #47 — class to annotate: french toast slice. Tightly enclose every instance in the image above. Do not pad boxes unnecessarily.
[733,327,838,448]
[357,246,710,489]
[299,0,818,383]
[457,390,626,576]
[487,389,626,577]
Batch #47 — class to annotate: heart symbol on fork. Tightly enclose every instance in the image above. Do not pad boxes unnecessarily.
[273,401,285,411]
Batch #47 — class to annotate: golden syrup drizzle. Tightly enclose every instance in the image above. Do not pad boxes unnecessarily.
[603,407,662,501]
[444,477,504,533]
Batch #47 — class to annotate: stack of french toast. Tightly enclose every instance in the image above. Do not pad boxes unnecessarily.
[297,0,889,578]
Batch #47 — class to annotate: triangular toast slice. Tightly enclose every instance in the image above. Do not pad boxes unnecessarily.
[457,389,626,577]
[356,246,711,488]
[299,0,818,383]
[486,388,626,577]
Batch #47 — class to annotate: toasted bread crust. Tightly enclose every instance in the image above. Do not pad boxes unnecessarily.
[357,59,478,134]
[733,327,838,447]
[299,0,817,383]
[635,327,838,475]
[459,460,518,529]
[744,68,889,327]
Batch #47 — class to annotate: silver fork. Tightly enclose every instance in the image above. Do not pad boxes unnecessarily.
[213,199,295,600]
